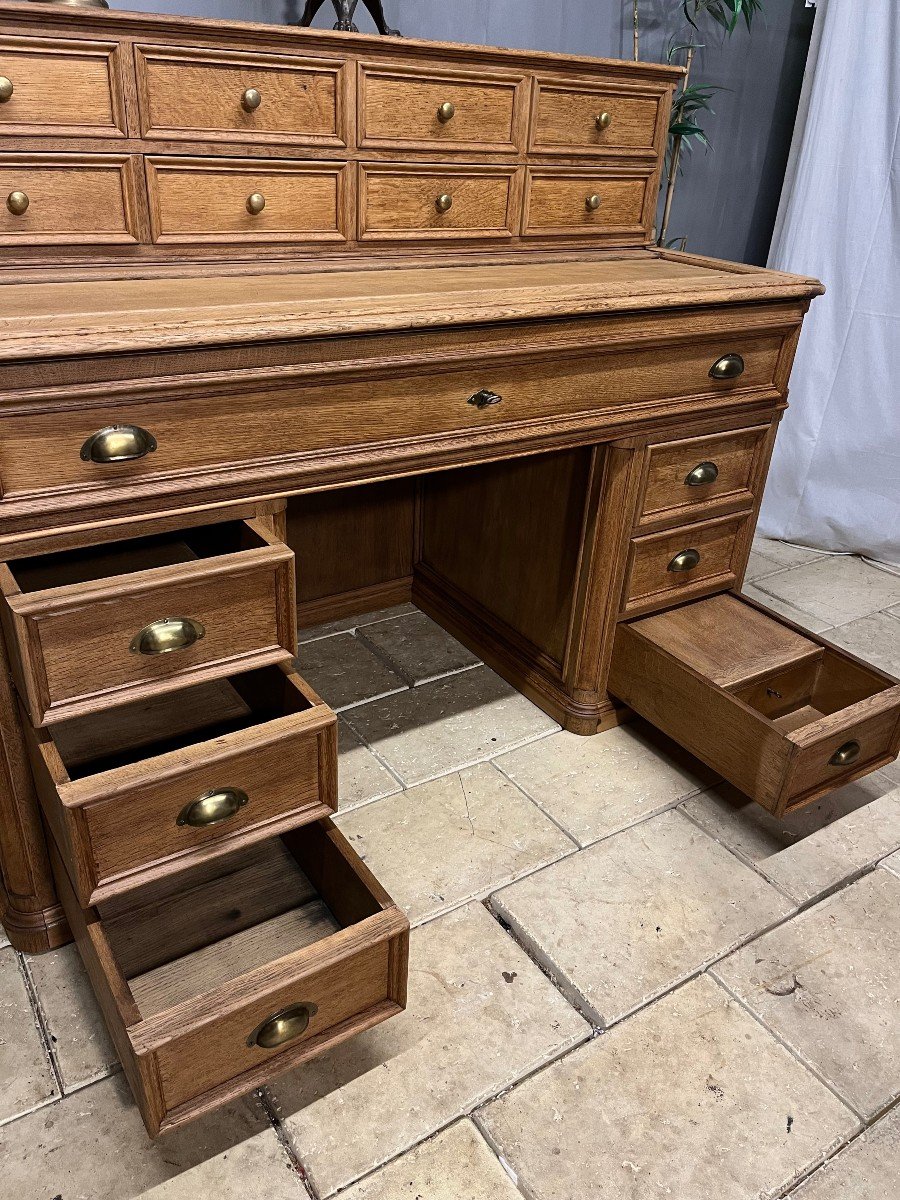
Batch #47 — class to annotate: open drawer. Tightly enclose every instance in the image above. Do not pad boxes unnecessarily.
[26,663,337,907]
[50,821,409,1137]
[0,518,296,725]
[609,593,900,815]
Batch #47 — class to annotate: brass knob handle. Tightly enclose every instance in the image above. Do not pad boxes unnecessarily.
[829,740,861,768]
[596,112,612,130]
[6,191,29,216]
[435,193,453,213]
[248,1002,318,1050]
[585,193,602,211]
[668,548,701,573]
[709,353,745,380]
[246,192,266,215]
[437,100,456,122]
[242,87,262,112]
[467,389,502,409]
[129,617,205,656]
[684,461,719,487]
[80,424,157,463]
[0,77,13,103]
[177,787,248,828]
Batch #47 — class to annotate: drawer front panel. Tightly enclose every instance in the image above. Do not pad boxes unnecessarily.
[623,512,753,615]
[784,704,900,811]
[146,157,350,243]
[524,168,650,239]
[359,163,519,239]
[135,45,347,145]
[531,77,664,155]
[359,63,524,152]
[0,154,142,244]
[0,36,126,136]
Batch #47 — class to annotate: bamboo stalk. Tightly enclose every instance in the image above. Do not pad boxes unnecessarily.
[633,0,639,60]
[658,44,694,247]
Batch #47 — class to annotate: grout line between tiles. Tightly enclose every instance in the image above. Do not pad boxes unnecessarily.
[485,757,582,848]
[16,953,64,1101]
[676,803,804,904]
[258,1085,319,1199]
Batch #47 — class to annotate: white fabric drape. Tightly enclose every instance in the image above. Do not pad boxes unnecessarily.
[760,0,900,566]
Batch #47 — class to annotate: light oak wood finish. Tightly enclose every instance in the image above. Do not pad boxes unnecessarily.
[0,34,126,138]
[0,152,144,244]
[358,161,521,240]
[530,75,665,157]
[523,167,652,240]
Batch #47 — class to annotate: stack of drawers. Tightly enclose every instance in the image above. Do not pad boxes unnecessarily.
[0,511,409,1136]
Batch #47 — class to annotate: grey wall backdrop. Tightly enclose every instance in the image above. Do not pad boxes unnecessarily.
[122,0,815,265]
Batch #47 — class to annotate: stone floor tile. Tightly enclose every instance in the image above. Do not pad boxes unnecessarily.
[271,901,589,1197]
[745,552,790,582]
[336,762,574,925]
[759,783,900,904]
[753,556,900,627]
[880,847,900,878]
[25,943,117,1093]
[0,946,57,1122]
[337,718,402,812]
[338,1120,521,1200]
[493,721,713,847]
[0,1073,302,1200]
[296,632,407,711]
[358,610,480,685]
[342,666,558,786]
[0,928,8,949]
[683,772,896,866]
[712,870,900,1119]
[297,603,417,643]
[823,611,900,677]
[752,537,828,570]
[740,580,834,633]
[787,1106,900,1199]
[479,974,857,1200]
[491,808,792,1026]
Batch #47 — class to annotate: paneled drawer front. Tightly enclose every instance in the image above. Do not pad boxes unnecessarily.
[134,44,347,146]
[0,153,142,244]
[358,62,525,152]
[0,35,126,137]
[524,168,651,240]
[622,511,754,616]
[531,76,664,156]
[610,593,900,815]
[638,423,772,529]
[52,823,409,1136]
[0,519,296,725]
[359,162,520,240]
[27,663,336,906]
[146,157,350,243]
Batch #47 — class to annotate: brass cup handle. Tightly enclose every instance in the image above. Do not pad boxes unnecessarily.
[242,87,262,112]
[585,193,602,211]
[129,616,205,656]
[435,193,453,213]
[437,100,456,122]
[829,740,861,768]
[468,389,502,409]
[177,787,249,828]
[80,424,157,463]
[596,111,612,130]
[6,191,29,216]
[246,192,266,215]
[248,1002,318,1050]
[0,77,13,103]
[684,461,719,487]
[668,548,701,573]
[709,353,745,380]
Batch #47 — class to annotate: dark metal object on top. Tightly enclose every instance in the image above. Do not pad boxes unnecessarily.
[299,0,401,35]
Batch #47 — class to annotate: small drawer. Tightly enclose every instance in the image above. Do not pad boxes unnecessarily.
[530,76,665,156]
[146,157,350,244]
[638,423,773,530]
[0,35,126,137]
[358,163,520,240]
[358,62,526,153]
[50,821,409,1136]
[0,519,296,725]
[523,168,651,241]
[621,511,753,616]
[0,153,143,245]
[134,44,347,147]
[27,663,336,906]
[609,593,900,815]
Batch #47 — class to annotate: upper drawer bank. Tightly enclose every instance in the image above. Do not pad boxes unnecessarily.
[0,323,791,523]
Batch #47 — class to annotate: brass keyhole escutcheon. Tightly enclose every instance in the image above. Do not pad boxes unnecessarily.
[0,77,13,103]
[242,87,262,112]
[248,1003,318,1049]
[437,101,455,122]
[668,548,701,573]
[246,192,266,215]
[6,191,28,216]
[436,193,453,213]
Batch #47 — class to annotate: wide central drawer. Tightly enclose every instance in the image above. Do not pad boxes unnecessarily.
[0,518,296,724]
[51,821,409,1137]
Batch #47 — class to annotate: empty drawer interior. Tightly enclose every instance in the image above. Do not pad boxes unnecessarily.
[733,650,893,732]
